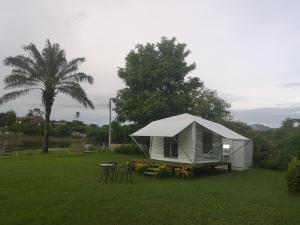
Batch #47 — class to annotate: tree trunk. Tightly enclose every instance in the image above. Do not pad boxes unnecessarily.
[42,103,52,153]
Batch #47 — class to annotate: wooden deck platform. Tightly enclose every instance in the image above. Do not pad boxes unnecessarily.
[131,159,231,171]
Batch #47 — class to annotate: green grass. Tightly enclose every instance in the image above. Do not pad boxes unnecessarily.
[0,150,300,225]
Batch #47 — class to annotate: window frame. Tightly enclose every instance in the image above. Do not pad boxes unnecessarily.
[203,132,213,153]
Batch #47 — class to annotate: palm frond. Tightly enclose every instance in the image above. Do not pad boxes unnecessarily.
[55,58,85,80]
[23,43,47,74]
[4,71,39,83]
[42,40,66,76]
[0,89,35,105]
[59,72,94,84]
[4,76,40,89]
[57,83,94,109]
[3,55,36,74]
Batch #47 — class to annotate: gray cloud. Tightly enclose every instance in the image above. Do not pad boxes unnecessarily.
[221,93,250,103]
[232,105,300,127]
[278,82,300,88]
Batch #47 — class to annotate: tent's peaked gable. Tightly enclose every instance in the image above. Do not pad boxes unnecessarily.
[195,119,249,140]
[188,114,249,140]
[154,113,196,123]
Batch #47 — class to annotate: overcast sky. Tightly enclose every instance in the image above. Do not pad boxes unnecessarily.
[0,0,300,127]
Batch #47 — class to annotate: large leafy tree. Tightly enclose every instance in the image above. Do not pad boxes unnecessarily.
[0,40,94,152]
[114,37,231,127]
[190,88,231,122]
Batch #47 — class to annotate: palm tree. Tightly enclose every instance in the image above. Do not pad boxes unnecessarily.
[75,111,80,120]
[0,40,95,152]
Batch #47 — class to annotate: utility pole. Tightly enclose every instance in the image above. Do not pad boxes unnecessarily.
[108,98,112,151]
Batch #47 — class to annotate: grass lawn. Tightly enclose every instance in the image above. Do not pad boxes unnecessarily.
[0,150,300,225]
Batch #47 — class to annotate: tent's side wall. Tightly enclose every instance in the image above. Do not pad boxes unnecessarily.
[231,140,245,169]
[150,125,193,163]
[150,136,164,159]
[194,124,222,163]
[228,140,253,170]
[244,140,253,169]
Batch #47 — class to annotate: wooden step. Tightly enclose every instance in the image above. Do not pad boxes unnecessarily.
[146,167,157,172]
[144,171,156,176]
[148,164,160,168]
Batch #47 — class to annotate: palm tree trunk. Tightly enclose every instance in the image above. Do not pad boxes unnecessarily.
[42,103,52,153]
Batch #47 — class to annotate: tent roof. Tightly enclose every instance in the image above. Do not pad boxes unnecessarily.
[131,113,249,140]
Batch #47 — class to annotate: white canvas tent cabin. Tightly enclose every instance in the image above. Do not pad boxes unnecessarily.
[130,113,253,170]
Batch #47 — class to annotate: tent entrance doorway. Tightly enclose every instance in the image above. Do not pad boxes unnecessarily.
[164,136,178,158]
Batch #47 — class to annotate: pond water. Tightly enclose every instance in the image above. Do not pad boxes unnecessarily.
[0,136,93,151]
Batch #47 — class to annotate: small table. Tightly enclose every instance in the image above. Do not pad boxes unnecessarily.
[98,163,117,183]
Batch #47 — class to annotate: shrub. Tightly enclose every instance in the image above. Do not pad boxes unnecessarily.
[114,144,140,155]
[20,122,43,136]
[286,157,300,193]
[155,164,172,177]
[54,124,72,137]
[272,129,300,170]
[175,167,192,178]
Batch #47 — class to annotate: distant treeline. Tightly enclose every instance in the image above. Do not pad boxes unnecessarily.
[0,109,135,145]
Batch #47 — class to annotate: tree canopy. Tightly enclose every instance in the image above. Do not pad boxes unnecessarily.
[0,110,16,127]
[114,37,231,127]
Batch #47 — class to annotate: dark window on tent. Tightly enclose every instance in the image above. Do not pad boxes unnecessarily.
[203,132,213,153]
[164,137,171,157]
[164,136,178,158]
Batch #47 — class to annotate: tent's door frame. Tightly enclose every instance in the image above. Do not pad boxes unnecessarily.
[172,136,193,163]
[130,136,150,159]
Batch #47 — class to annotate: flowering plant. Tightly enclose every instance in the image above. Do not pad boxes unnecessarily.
[135,163,149,173]
[155,164,172,177]
[175,167,192,178]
